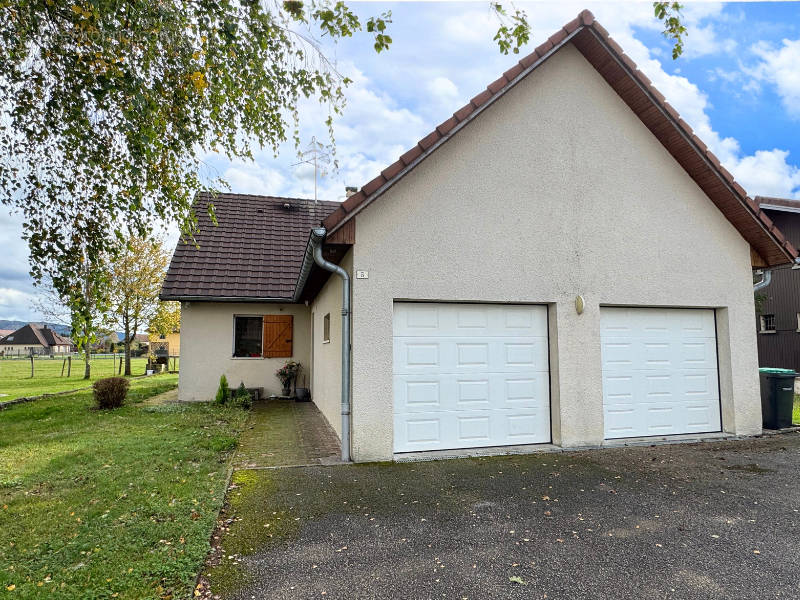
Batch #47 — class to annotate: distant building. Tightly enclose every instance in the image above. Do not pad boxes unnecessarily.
[0,323,73,356]
[148,330,180,357]
[754,197,800,371]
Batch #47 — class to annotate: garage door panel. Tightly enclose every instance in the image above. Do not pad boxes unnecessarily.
[395,373,549,413]
[393,408,550,451]
[394,303,548,337]
[601,307,721,440]
[394,337,549,374]
[602,338,718,372]
[601,308,716,339]
[394,303,550,453]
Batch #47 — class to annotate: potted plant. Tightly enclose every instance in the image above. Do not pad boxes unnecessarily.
[276,361,301,397]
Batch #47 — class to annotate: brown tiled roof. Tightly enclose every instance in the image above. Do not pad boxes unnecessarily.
[162,193,339,301]
[756,196,800,213]
[0,324,71,347]
[323,10,798,267]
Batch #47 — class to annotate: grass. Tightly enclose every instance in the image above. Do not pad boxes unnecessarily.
[0,356,178,401]
[0,374,248,599]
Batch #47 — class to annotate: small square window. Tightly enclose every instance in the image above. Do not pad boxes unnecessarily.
[233,316,263,357]
[760,314,776,332]
[323,313,331,343]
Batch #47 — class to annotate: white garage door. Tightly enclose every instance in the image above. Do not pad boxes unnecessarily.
[600,307,722,439]
[393,303,550,453]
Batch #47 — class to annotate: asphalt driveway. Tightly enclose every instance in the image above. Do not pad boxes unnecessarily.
[204,433,800,599]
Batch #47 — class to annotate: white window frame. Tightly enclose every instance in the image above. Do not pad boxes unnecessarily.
[760,314,776,334]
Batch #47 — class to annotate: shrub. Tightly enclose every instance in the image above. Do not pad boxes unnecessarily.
[232,382,252,409]
[93,377,130,409]
[214,374,229,405]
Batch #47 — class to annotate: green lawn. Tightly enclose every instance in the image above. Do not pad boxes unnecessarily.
[0,356,173,401]
[794,395,799,425]
[0,374,248,599]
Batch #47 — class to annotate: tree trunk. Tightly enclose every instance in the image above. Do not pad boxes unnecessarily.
[124,316,132,376]
[83,346,90,379]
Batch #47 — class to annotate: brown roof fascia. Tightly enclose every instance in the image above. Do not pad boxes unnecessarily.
[322,10,797,268]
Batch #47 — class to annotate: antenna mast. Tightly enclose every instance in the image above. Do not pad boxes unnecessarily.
[291,136,331,202]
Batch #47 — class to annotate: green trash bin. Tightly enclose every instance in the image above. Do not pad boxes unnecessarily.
[759,368,797,429]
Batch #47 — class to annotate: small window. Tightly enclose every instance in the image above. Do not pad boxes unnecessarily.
[796,312,800,332]
[233,316,263,357]
[323,313,331,343]
[159,334,166,340]
[760,314,776,333]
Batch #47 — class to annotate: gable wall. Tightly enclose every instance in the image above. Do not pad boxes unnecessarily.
[348,43,759,461]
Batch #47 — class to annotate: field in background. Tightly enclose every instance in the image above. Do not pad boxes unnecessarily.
[0,356,181,401]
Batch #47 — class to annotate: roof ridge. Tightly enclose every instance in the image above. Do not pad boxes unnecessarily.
[197,191,340,205]
[320,9,797,267]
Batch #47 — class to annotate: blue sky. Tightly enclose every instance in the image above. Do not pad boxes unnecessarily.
[2,1,800,322]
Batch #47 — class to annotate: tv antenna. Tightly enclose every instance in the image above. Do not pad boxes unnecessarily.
[292,136,331,202]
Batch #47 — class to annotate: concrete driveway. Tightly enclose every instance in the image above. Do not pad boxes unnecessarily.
[203,432,800,599]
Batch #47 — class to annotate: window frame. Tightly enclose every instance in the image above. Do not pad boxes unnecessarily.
[760,314,776,334]
[232,314,266,359]
[323,313,331,344]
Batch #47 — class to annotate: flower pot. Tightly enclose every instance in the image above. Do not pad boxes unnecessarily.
[282,386,291,397]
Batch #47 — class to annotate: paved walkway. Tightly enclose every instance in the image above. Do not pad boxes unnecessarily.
[140,388,178,405]
[234,399,341,468]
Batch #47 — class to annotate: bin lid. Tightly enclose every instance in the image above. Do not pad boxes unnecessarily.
[759,367,797,375]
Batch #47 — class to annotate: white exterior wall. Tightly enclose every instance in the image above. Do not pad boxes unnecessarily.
[347,43,761,461]
[179,302,311,402]
[309,251,353,439]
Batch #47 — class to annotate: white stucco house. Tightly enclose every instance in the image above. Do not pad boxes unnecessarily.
[162,11,798,463]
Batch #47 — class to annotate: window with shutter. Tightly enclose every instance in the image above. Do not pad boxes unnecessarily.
[262,315,293,358]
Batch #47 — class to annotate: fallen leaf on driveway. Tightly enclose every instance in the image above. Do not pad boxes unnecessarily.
[509,576,527,585]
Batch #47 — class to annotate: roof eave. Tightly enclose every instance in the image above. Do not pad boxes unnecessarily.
[159,294,297,303]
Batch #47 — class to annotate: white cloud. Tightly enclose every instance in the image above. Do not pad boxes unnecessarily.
[223,164,286,196]
[748,39,800,119]
[427,76,460,107]
[0,287,39,322]
[729,149,800,199]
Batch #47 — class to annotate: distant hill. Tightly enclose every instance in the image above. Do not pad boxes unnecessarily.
[0,320,72,336]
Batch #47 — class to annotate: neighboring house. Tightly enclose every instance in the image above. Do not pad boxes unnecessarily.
[162,11,798,462]
[147,330,179,356]
[0,329,14,339]
[0,323,73,356]
[753,196,800,371]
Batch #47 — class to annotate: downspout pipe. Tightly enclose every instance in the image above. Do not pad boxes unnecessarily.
[753,269,772,292]
[309,227,351,463]
[753,257,800,292]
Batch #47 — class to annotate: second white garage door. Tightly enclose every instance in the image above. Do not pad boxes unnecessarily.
[601,307,722,439]
[393,303,550,453]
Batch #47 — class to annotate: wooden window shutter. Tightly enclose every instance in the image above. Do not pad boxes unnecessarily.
[262,315,293,358]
